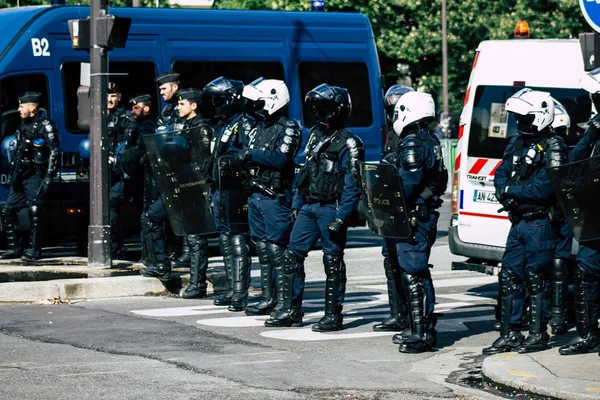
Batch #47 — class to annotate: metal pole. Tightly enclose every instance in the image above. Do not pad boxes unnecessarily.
[88,0,112,268]
[442,0,449,137]
[133,0,141,7]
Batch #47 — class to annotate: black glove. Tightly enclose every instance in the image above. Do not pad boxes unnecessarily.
[588,114,600,142]
[41,176,53,193]
[237,149,250,164]
[495,185,509,202]
[502,198,518,212]
[327,218,345,234]
[290,208,299,224]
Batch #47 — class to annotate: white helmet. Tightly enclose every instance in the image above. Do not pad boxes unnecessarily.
[242,77,290,116]
[551,97,570,137]
[579,68,600,94]
[505,88,554,134]
[392,91,435,136]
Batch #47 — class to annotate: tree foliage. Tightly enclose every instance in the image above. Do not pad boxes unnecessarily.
[214,0,589,115]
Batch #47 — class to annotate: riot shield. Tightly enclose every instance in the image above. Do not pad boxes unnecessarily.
[548,155,600,242]
[358,161,411,239]
[216,154,249,230]
[143,133,216,236]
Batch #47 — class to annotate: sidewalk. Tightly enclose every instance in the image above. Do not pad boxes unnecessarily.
[482,347,600,400]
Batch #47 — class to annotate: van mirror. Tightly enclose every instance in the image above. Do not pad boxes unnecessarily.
[579,32,600,72]
[77,85,91,132]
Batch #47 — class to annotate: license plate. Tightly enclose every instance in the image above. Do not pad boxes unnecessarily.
[473,190,498,204]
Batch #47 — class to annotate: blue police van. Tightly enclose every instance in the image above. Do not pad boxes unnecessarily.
[0,5,385,249]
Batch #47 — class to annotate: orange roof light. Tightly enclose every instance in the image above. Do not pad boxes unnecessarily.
[514,21,530,38]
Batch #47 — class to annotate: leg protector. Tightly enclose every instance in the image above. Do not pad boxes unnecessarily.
[312,254,344,332]
[549,258,568,334]
[0,207,21,259]
[559,264,600,355]
[139,212,171,280]
[482,268,524,355]
[171,235,192,268]
[182,235,208,299]
[245,240,277,315]
[214,233,234,306]
[22,205,43,261]
[374,257,409,332]
[398,272,434,353]
[264,249,303,327]
[267,242,285,314]
[229,234,250,311]
[517,268,550,354]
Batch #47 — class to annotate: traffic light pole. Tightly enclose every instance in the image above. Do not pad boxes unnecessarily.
[88,0,112,268]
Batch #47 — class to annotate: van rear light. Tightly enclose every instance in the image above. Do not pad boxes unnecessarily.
[451,170,460,215]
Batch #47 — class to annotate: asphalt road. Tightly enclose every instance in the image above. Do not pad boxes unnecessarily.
[0,199,517,400]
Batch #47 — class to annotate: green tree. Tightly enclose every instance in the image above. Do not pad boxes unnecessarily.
[214,0,588,115]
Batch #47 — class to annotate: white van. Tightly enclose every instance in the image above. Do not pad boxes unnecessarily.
[448,38,590,272]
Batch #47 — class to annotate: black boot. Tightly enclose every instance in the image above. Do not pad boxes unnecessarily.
[228,235,250,312]
[182,235,208,299]
[171,236,192,269]
[140,262,171,281]
[312,254,344,332]
[245,240,276,315]
[0,208,21,260]
[483,268,525,355]
[398,273,435,353]
[265,249,303,327]
[374,257,409,332]
[559,264,600,355]
[549,258,568,335]
[517,269,550,354]
[214,233,234,306]
[22,205,43,262]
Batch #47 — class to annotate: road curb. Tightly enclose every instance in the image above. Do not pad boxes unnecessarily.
[482,352,600,400]
[0,271,228,303]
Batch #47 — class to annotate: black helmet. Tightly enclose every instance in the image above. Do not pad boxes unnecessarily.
[203,76,245,118]
[383,84,414,124]
[305,83,351,127]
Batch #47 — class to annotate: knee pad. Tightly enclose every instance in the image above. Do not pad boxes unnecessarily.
[499,267,520,295]
[525,268,545,295]
[28,205,41,225]
[383,257,400,281]
[255,240,269,265]
[218,233,232,256]
[323,253,342,277]
[402,272,424,295]
[282,249,300,274]
[231,235,249,258]
[551,259,568,281]
[187,235,202,252]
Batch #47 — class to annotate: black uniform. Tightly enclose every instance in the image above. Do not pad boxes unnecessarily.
[1,92,59,261]
[178,111,214,298]
[107,105,137,259]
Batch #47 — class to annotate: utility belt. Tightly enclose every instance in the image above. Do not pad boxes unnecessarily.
[304,197,337,206]
[249,180,289,206]
[514,209,549,222]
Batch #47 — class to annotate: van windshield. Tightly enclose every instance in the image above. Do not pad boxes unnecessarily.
[467,85,590,159]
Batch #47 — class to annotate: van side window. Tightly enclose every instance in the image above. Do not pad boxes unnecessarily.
[63,62,159,133]
[298,62,372,128]
[468,85,590,159]
[0,74,49,142]
[173,61,285,92]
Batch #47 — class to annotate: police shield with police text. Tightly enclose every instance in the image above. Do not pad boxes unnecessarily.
[239,78,302,316]
[0,92,59,261]
[553,70,600,356]
[483,88,568,356]
[380,92,446,354]
[264,84,364,331]
[204,76,255,311]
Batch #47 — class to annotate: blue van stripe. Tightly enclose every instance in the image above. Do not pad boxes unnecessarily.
[459,190,464,210]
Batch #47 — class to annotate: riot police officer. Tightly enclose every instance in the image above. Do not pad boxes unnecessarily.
[264,83,364,331]
[557,72,600,355]
[175,88,214,298]
[156,72,183,131]
[374,84,414,333]
[126,95,169,281]
[381,92,446,353]
[203,76,255,311]
[106,82,137,259]
[548,98,573,336]
[0,92,59,261]
[483,88,568,355]
[238,78,302,316]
